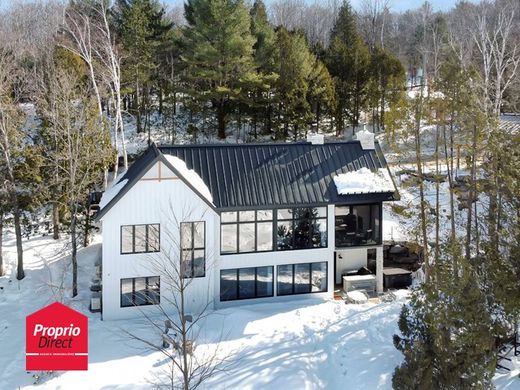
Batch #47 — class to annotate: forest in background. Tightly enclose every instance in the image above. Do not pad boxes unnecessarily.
[0,0,519,388]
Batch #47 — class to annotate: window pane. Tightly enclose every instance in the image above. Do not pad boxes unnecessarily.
[257,222,273,251]
[294,263,311,293]
[220,269,237,301]
[311,219,327,248]
[121,279,133,307]
[147,277,160,304]
[311,262,327,292]
[221,212,237,223]
[193,249,205,277]
[314,207,327,218]
[256,267,273,297]
[293,211,311,249]
[221,224,237,253]
[134,225,147,253]
[148,224,160,252]
[277,209,292,220]
[239,223,255,253]
[239,211,255,222]
[180,223,192,250]
[238,268,255,299]
[277,265,293,295]
[193,222,205,248]
[134,277,147,305]
[181,250,193,278]
[257,210,273,221]
[121,226,133,254]
[276,221,293,250]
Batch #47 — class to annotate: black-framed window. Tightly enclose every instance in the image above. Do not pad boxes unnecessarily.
[121,224,160,254]
[180,222,205,278]
[220,266,274,301]
[277,262,328,296]
[120,276,160,307]
[220,210,273,254]
[276,207,327,250]
[335,203,381,247]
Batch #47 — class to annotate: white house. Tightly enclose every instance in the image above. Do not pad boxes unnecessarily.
[95,135,397,320]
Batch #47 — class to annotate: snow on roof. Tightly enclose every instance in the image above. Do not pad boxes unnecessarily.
[99,179,128,210]
[163,154,214,204]
[333,168,395,195]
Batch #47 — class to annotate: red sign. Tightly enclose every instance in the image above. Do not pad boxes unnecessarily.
[26,302,88,371]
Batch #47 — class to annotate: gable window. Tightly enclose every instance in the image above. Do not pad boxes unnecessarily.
[120,276,160,307]
[277,262,327,296]
[276,207,327,250]
[180,222,205,278]
[121,224,160,254]
[220,210,273,254]
[220,266,274,301]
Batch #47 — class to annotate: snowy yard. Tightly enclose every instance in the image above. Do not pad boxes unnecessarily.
[1,230,518,389]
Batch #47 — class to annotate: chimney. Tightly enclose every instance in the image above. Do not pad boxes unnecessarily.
[355,129,375,150]
[306,133,324,145]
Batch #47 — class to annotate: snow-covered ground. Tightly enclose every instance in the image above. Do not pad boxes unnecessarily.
[1,229,518,389]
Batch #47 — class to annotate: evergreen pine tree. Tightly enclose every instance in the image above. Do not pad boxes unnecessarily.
[115,0,172,135]
[393,241,497,389]
[182,0,257,139]
[326,0,371,134]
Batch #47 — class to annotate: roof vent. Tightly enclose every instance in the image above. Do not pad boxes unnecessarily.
[355,129,375,150]
[306,133,324,145]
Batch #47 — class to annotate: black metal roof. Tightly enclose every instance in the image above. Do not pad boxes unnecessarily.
[96,140,397,219]
[158,141,396,210]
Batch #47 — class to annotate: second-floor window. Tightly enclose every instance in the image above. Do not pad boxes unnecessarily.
[180,222,205,278]
[276,207,327,250]
[221,210,273,254]
[121,224,160,254]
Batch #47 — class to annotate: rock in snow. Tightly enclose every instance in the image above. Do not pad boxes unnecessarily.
[163,155,214,204]
[333,167,395,195]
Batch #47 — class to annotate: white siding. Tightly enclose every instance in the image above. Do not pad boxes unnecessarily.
[100,163,217,321]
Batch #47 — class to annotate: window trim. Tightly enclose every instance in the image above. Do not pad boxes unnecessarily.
[120,276,161,308]
[180,221,206,279]
[276,261,328,296]
[219,266,275,302]
[120,224,161,255]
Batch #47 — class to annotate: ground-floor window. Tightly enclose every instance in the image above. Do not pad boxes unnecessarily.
[120,276,160,307]
[277,262,328,296]
[220,266,274,301]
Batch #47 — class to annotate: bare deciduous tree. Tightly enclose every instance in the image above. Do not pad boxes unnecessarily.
[125,203,235,390]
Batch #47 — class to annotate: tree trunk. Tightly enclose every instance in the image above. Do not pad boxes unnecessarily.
[217,101,226,139]
[465,125,478,261]
[13,203,24,280]
[71,211,78,297]
[53,201,60,239]
[83,206,90,248]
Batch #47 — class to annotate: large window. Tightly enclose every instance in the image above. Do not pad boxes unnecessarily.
[335,204,381,247]
[220,266,274,301]
[120,276,160,307]
[181,222,205,278]
[221,210,273,254]
[121,224,160,254]
[276,207,327,250]
[277,262,327,296]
